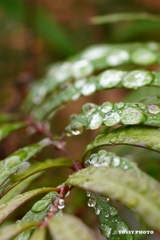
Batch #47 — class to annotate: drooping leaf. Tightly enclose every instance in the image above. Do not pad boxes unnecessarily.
[84,126,160,158]
[14,191,59,240]
[0,138,51,197]
[66,166,160,231]
[91,12,160,25]
[0,221,39,240]
[47,214,96,240]
[0,187,56,224]
[65,101,160,136]
[30,68,160,120]
[0,122,25,141]
[29,227,46,240]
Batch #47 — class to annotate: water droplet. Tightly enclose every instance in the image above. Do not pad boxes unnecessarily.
[86,191,91,197]
[58,199,65,209]
[103,112,120,126]
[94,206,102,215]
[70,114,78,121]
[65,126,73,137]
[88,198,96,207]
[116,221,129,232]
[131,48,158,65]
[116,102,125,109]
[122,70,153,89]
[99,70,127,88]
[98,150,107,158]
[71,122,84,135]
[72,59,93,78]
[81,83,96,96]
[99,224,112,237]
[87,113,103,129]
[52,195,58,202]
[109,206,118,216]
[32,200,50,213]
[106,49,130,66]
[48,62,72,82]
[82,45,109,62]
[110,137,118,144]
[103,197,110,202]
[89,153,98,164]
[138,103,146,110]
[82,103,98,116]
[147,104,160,114]
[74,79,86,89]
[100,102,113,113]
[84,160,90,167]
[121,107,145,124]
[71,92,81,101]
[112,157,121,167]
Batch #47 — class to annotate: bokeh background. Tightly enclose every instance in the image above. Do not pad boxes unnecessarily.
[0,0,160,239]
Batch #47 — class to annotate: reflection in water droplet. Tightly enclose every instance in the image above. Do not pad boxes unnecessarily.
[87,113,103,129]
[131,48,157,65]
[122,70,153,89]
[88,198,96,208]
[99,70,126,88]
[121,107,145,124]
[71,122,84,135]
[106,49,130,66]
[81,83,96,96]
[58,199,65,209]
[100,102,113,113]
[103,112,120,126]
[72,59,93,78]
[82,103,98,116]
[147,104,160,114]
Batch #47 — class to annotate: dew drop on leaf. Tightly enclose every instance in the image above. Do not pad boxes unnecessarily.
[112,157,121,167]
[71,122,84,135]
[81,83,96,96]
[31,200,50,213]
[88,198,96,208]
[100,101,113,113]
[72,59,93,78]
[94,206,102,215]
[87,113,103,129]
[106,49,130,66]
[58,199,65,209]
[99,70,126,88]
[82,103,98,116]
[103,112,120,126]
[121,107,145,124]
[99,224,112,238]
[147,104,160,114]
[131,48,158,65]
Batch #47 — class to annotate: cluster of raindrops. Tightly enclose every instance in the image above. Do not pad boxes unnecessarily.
[65,101,160,136]
[84,150,130,170]
[28,42,160,108]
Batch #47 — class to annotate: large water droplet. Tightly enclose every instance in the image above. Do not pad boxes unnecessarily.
[147,104,160,114]
[99,70,127,88]
[82,45,109,62]
[106,49,130,66]
[88,198,96,207]
[32,200,50,213]
[100,102,113,113]
[71,122,84,135]
[89,153,98,164]
[81,83,96,96]
[98,150,107,158]
[121,107,145,124]
[87,113,103,129]
[109,206,118,216]
[131,48,158,65]
[70,114,78,121]
[94,205,102,215]
[122,70,153,89]
[112,157,121,167]
[74,79,86,89]
[99,224,112,238]
[82,103,98,116]
[65,125,73,137]
[72,59,93,78]
[103,112,120,126]
[58,199,65,209]
[115,102,125,109]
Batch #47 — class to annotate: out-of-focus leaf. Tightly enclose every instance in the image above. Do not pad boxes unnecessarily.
[0,138,51,197]
[0,221,39,240]
[66,166,160,231]
[36,10,76,56]
[91,12,160,25]
[0,122,25,141]
[84,126,160,158]
[0,187,56,224]
[0,0,24,22]
[14,191,59,240]
[29,227,46,240]
[48,214,96,240]
[0,113,18,123]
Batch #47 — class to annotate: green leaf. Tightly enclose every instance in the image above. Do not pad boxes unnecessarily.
[65,101,160,136]
[47,214,96,240]
[66,166,160,231]
[0,187,56,224]
[14,191,59,240]
[0,139,51,197]
[0,122,25,141]
[91,194,135,239]
[30,68,160,121]
[91,12,160,25]
[84,126,160,158]
[0,113,18,123]
[0,221,39,240]
[29,227,46,240]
